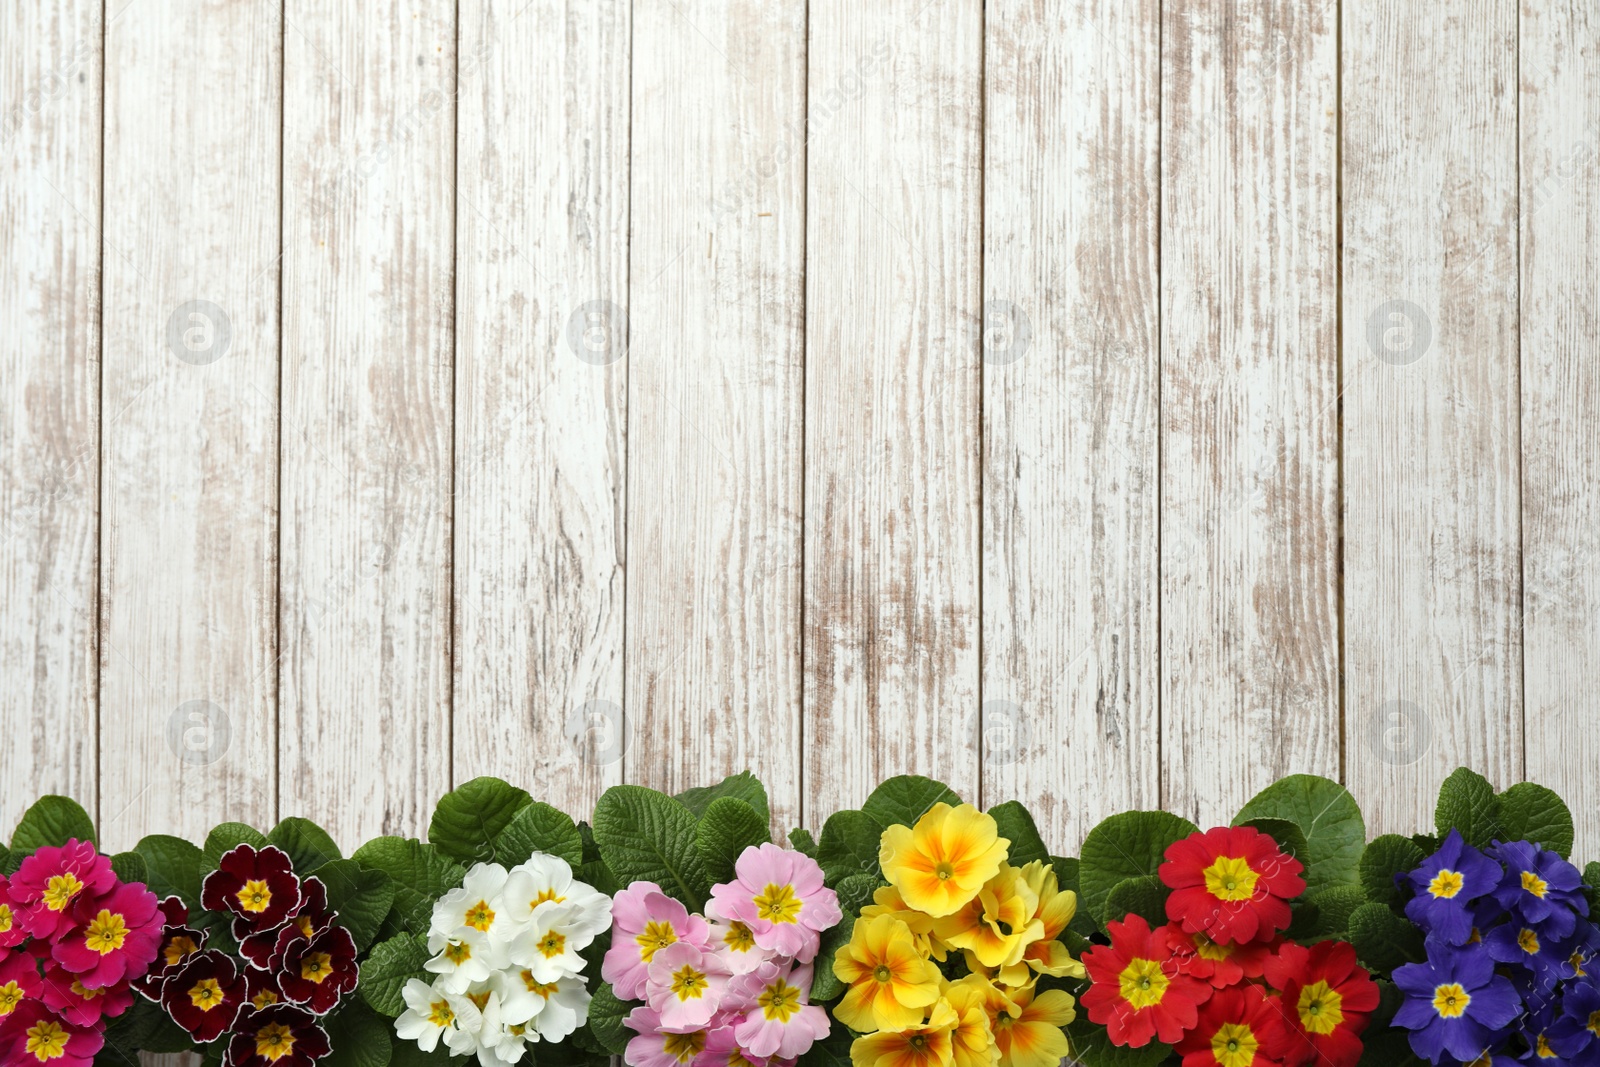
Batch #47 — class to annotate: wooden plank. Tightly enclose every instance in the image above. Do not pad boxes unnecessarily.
[1521,3,1600,858]
[0,0,100,836]
[280,2,456,849]
[1160,2,1341,827]
[97,0,280,850]
[1343,1,1522,835]
[453,0,628,816]
[982,0,1161,851]
[803,0,983,821]
[625,0,806,831]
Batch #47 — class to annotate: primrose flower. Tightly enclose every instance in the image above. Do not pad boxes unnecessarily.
[11,840,116,942]
[860,884,945,961]
[431,862,513,948]
[1014,861,1084,982]
[832,914,943,1033]
[509,901,594,984]
[396,977,482,1054]
[52,880,163,988]
[502,854,612,939]
[646,940,731,1032]
[0,953,43,1018]
[942,976,999,1067]
[879,804,1009,919]
[161,948,247,1043]
[709,844,840,963]
[0,999,104,1067]
[132,897,208,1000]
[1404,831,1505,947]
[225,1002,330,1067]
[274,922,358,1015]
[1487,840,1588,939]
[1172,984,1293,1067]
[931,864,1043,974]
[605,883,711,1001]
[1163,924,1277,989]
[1393,943,1521,1062]
[521,973,592,1041]
[1264,940,1379,1067]
[728,959,829,1060]
[1159,825,1305,945]
[1081,914,1208,1047]
[624,1005,712,1067]
[849,998,959,1067]
[200,844,303,937]
[1547,977,1600,1061]
[704,908,773,975]
[989,983,1075,1067]
[0,875,27,950]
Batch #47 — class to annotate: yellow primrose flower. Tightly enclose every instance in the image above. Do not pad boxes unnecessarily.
[1016,861,1086,983]
[932,865,1043,973]
[850,998,959,1067]
[861,885,947,961]
[834,915,943,1033]
[990,984,1075,1067]
[942,977,1000,1067]
[880,804,1009,918]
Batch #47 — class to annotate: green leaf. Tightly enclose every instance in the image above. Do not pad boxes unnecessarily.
[1304,884,1367,940]
[494,801,584,868]
[202,822,270,871]
[1065,1014,1169,1067]
[9,795,96,853]
[811,873,880,1003]
[1236,818,1309,868]
[315,859,397,952]
[789,827,818,857]
[134,834,204,905]
[1104,875,1168,928]
[797,1026,854,1067]
[592,785,711,911]
[696,797,770,886]
[360,933,433,1017]
[1235,774,1365,895]
[580,857,620,898]
[987,801,1049,867]
[860,775,962,831]
[387,1037,454,1067]
[1078,810,1199,927]
[1585,863,1600,916]
[1360,835,1426,910]
[586,982,632,1056]
[1052,856,1099,937]
[1348,901,1426,974]
[817,809,884,886]
[110,850,148,885]
[352,837,467,934]
[675,771,771,825]
[101,997,195,1056]
[1495,782,1575,858]
[269,817,343,874]
[322,1000,394,1067]
[1435,768,1501,850]
[428,777,533,865]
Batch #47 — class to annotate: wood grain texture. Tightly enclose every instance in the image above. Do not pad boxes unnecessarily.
[1160,2,1342,827]
[982,0,1161,851]
[1343,1,1523,835]
[626,0,806,831]
[0,0,100,836]
[803,0,983,821]
[452,0,629,818]
[1520,2,1600,859]
[98,0,280,851]
[280,2,456,849]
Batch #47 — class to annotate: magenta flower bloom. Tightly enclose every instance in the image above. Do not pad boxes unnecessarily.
[52,881,163,988]
[0,1000,104,1067]
[605,882,711,1000]
[0,953,43,1018]
[10,840,116,942]
[624,1004,716,1067]
[0,875,28,950]
[708,845,839,963]
[39,960,134,1026]
[728,959,828,1060]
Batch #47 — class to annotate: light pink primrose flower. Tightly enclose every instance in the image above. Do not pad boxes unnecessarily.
[605,882,712,1001]
[707,845,839,963]
[702,902,774,976]
[646,941,731,1032]
[624,1005,714,1067]
[698,1022,771,1067]
[728,960,828,1060]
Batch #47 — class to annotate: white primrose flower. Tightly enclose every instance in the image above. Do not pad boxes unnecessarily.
[507,901,594,983]
[502,854,612,941]
[471,984,530,1067]
[431,862,514,946]
[425,932,502,993]
[395,977,482,1054]
[523,974,591,1043]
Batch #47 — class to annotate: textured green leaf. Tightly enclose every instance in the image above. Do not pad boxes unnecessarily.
[1435,768,1501,850]
[428,777,533,865]
[796,1026,854,1067]
[789,827,818,857]
[494,800,584,868]
[110,850,148,885]
[810,873,880,1003]
[1078,810,1199,927]
[316,859,397,952]
[1360,834,1426,911]
[9,795,96,853]
[817,809,883,886]
[352,837,466,934]
[592,785,711,911]
[696,797,770,886]
[269,817,343,874]
[586,982,632,1056]
[1495,782,1574,858]
[1304,884,1367,940]
[1586,863,1600,915]
[359,933,433,1018]
[860,775,962,831]
[1065,1014,1170,1067]
[101,996,195,1056]
[202,822,270,871]
[1104,875,1168,928]
[1235,774,1365,895]
[322,1000,394,1067]
[1051,856,1098,937]
[987,801,1049,867]
[387,1036,454,1067]
[134,834,204,905]
[675,771,771,825]
[1348,901,1426,975]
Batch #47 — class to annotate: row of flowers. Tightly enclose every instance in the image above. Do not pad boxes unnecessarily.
[1,767,1593,1067]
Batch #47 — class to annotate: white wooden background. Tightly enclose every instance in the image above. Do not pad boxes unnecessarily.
[4,0,1598,863]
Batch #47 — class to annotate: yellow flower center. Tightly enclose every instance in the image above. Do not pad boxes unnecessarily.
[1193,933,1234,962]
[84,909,129,955]
[428,1000,455,1027]
[1574,952,1590,977]
[1428,870,1465,899]
[165,935,200,967]
[723,921,757,952]
[465,900,495,932]
[1536,1034,1558,1058]
[662,1032,706,1064]
[253,989,280,1009]
[1587,1010,1600,1037]
[42,873,84,912]
[0,904,13,932]
[238,879,273,913]
[296,915,314,937]
[753,883,803,924]
[539,930,567,958]
[874,964,893,983]
[24,1019,70,1062]
[69,981,101,1001]
[1210,1023,1260,1067]
[0,982,24,1015]
[190,978,226,1010]
[255,1022,297,1061]
[1522,871,1549,899]
[467,991,491,1011]
[532,887,566,909]
[1118,957,1170,1010]
[935,863,955,881]
[636,921,678,962]
[1202,856,1260,901]
[444,941,472,965]
[521,971,560,997]
[301,951,334,983]
[1518,929,1541,955]
[758,978,802,1023]
[1433,983,1470,1019]
[670,964,710,1001]
[1297,980,1345,1035]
